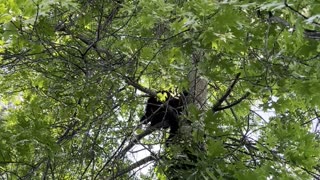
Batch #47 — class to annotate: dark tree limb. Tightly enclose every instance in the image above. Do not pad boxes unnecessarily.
[125,77,157,97]
[212,73,242,112]
[284,0,320,27]
[258,6,320,40]
[213,92,250,111]
[304,29,320,40]
[95,123,161,179]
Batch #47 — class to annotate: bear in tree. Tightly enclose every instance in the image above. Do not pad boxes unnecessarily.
[140,91,188,143]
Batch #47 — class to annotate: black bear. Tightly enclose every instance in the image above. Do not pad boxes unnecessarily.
[140,91,188,143]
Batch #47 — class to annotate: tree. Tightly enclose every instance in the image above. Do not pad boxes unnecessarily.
[0,0,320,179]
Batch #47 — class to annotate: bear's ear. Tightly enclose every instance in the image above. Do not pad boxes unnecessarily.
[182,90,189,97]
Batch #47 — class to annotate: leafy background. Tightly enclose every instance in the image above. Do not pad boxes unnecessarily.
[0,0,320,179]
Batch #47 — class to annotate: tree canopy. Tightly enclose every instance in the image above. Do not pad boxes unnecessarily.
[0,0,320,179]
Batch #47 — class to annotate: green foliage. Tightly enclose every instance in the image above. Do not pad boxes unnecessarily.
[0,0,320,179]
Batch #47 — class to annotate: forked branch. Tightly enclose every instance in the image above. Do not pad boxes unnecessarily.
[212,73,250,112]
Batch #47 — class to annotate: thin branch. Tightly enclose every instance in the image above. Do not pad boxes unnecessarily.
[212,73,241,112]
[284,0,320,27]
[214,92,250,111]
[115,123,162,160]
[125,77,157,96]
[107,156,157,180]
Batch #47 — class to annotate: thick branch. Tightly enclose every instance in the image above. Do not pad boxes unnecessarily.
[304,29,320,40]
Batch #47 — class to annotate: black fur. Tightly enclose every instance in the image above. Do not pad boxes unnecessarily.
[140,91,188,143]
